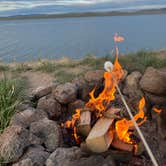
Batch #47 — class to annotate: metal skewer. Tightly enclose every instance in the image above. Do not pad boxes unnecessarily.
[104,61,158,166]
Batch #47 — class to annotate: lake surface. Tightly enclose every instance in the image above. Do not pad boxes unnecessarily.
[0,14,166,62]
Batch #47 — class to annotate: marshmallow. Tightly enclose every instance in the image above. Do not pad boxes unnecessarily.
[104,61,114,72]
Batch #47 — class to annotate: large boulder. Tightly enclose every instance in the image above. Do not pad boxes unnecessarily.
[0,125,39,162]
[52,83,77,104]
[13,145,50,166]
[30,118,61,152]
[140,67,166,96]
[45,147,83,166]
[37,97,62,119]
[123,71,143,99]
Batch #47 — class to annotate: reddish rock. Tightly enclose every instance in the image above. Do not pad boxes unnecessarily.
[140,67,166,95]
[32,84,58,99]
[52,83,77,104]
[84,70,104,83]
[123,71,143,99]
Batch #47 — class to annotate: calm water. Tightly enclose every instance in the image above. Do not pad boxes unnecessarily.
[0,14,166,62]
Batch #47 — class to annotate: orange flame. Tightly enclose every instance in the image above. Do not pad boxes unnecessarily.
[115,97,147,144]
[86,50,124,116]
[153,108,162,114]
[65,109,81,143]
[114,33,125,42]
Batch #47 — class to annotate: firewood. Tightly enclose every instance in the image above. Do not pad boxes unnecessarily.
[103,107,121,119]
[86,117,114,153]
[77,111,91,137]
[111,133,134,152]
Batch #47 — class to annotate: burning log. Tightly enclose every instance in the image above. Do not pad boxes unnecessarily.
[111,133,134,152]
[86,117,114,153]
[77,110,91,137]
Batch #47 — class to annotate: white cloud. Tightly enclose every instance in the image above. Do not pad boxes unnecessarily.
[0,0,134,11]
[0,0,163,12]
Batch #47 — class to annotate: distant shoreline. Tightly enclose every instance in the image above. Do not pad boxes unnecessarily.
[0,8,166,21]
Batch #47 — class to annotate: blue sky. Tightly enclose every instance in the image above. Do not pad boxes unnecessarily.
[0,0,166,16]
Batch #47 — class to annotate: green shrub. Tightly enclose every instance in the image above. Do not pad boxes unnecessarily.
[119,50,165,72]
[0,64,9,72]
[0,77,25,134]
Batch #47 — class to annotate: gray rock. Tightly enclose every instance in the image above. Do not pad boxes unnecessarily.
[152,109,166,139]
[13,145,50,166]
[37,97,62,119]
[10,108,35,128]
[52,83,77,104]
[80,84,95,101]
[32,84,58,99]
[10,108,48,128]
[123,71,143,99]
[30,118,61,152]
[72,155,115,166]
[73,70,104,101]
[13,159,33,166]
[159,140,166,157]
[145,92,166,105]
[140,67,166,95]
[0,125,31,162]
[46,147,83,166]
[81,70,104,101]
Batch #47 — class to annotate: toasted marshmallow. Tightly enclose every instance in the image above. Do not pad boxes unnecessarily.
[104,61,114,72]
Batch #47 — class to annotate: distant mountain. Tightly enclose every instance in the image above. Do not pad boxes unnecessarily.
[0,8,166,20]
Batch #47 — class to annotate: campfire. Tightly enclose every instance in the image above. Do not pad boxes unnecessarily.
[63,34,161,165]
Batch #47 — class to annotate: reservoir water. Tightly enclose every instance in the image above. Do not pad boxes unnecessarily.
[0,14,166,62]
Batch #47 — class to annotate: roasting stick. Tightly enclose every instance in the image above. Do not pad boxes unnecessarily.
[104,61,158,166]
